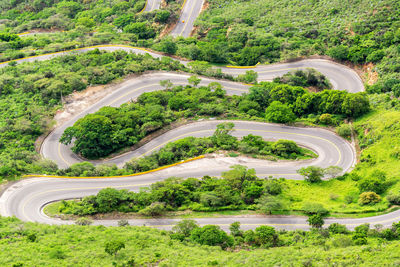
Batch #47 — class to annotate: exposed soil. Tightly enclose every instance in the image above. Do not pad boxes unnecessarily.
[363,62,379,85]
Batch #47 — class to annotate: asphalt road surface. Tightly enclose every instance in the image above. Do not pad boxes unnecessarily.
[0,7,383,230]
[143,0,161,12]
[163,0,204,37]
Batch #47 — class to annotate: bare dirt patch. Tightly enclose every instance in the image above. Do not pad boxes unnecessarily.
[363,62,379,85]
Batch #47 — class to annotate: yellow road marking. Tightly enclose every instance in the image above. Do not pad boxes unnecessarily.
[55,81,247,167]
[135,128,341,166]
[22,182,400,227]
[138,0,148,13]
[179,0,197,36]
[181,0,187,9]
[0,45,152,66]
[24,155,205,179]
[22,183,152,220]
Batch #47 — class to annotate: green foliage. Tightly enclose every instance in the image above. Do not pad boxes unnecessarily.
[358,177,387,194]
[297,166,324,183]
[4,216,400,266]
[273,69,332,90]
[307,214,325,228]
[337,124,352,139]
[172,219,199,239]
[328,223,349,234]
[0,50,186,178]
[190,225,234,249]
[358,192,381,205]
[302,202,329,216]
[138,202,166,217]
[104,240,125,256]
[75,217,93,225]
[236,70,258,83]
[256,195,284,214]
[265,101,296,123]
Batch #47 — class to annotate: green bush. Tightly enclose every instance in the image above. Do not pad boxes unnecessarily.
[358,192,381,205]
[337,124,352,139]
[190,225,234,249]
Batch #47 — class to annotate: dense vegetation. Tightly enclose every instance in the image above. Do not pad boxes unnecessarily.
[0,0,183,62]
[57,124,315,177]
[0,50,185,179]
[169,0,400,94]
[273,68,332,90]
[61,79,369,158]
[1,216,400,266]
[52,160,399,217]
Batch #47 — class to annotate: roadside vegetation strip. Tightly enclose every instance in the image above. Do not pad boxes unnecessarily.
[22,155,205,179]
[138,0,148,14]
[0,44,154,67]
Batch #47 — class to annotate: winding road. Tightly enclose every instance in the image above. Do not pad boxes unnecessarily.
[2,1,397,232]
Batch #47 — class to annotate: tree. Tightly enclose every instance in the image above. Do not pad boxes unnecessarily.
[255,225,278,247]
[265,101,296,123]
[95,188,123,213]
[155,10,171,23]
[229,222,242,237]
[307,214,324,228]
[190,225,234,249]
[324,166,343,179]
[256,195,284,215]
[297,166,324,183]
[124,22,155,39]
[104,240,125,256]
[211,122,238,150]
[158,38,177,54]
[222,165,256,190]
[188,75,201,87]
[60,114,114,159]
[172,219,199,237]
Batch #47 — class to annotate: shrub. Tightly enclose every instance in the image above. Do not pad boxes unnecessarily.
[255,226,279,247]
[138,202,166,217]
[328,223,349,234]
[172,219,199,238]
[75,217,93,225]
[358,192,381,205]
[330,235,353,248]
[302,202,329,215]
[387,192,400,205]
[229,222,242,237]
[337,124,352,138]
[307,214,325,228]
[263,179,282,195]
[190,225,234,249]
[104,240,125,256]
[358,178,387,194]
[319,113,333,125]
[118,220,129,227]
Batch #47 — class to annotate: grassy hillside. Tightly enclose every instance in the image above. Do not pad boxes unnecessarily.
[175,0,400,94]
[1,216,400,266]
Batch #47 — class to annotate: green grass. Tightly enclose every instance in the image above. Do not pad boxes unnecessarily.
[1,216,400,266]
[282,178,389,214]
[354,109,400,179]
